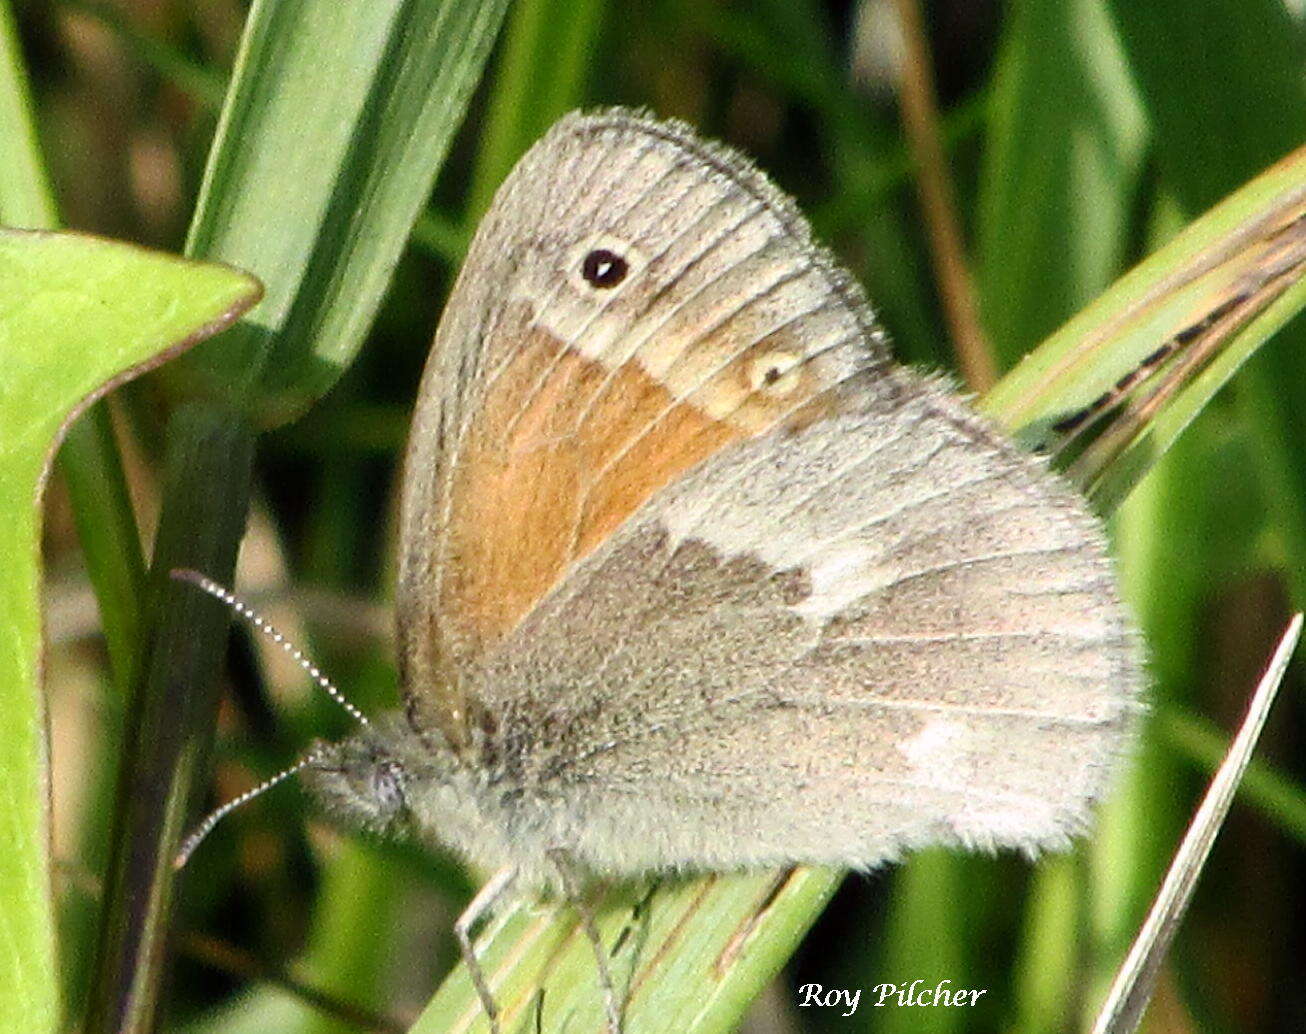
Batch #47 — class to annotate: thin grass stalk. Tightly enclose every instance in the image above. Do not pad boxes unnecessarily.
[83,404,255,1034]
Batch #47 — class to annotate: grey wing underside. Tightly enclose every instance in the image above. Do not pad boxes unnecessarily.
[395,108,890,743]
[473,373,1142,875]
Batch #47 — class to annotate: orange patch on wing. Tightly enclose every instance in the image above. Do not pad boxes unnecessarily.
[439,327,747,652]
[575,399,738,554]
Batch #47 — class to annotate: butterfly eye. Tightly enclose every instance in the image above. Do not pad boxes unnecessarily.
[581,248,629,288]
[371,760,406,816]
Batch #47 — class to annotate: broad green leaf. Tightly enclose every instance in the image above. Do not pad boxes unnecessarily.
[2,0,150,699]
[168,0,513,425]
[0,228,258,1034]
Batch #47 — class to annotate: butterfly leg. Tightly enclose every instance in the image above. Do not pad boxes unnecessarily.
[548,848,623,1034]
[454,865,518,1034]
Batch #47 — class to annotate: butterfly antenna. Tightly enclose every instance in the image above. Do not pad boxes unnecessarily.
[169,568,371,868]
[173,747,325,868]
[169,568,370,727]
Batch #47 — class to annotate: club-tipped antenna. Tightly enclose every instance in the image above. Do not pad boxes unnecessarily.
[170,568,370,728]
[173,747,325,868]
[170,568,370,868]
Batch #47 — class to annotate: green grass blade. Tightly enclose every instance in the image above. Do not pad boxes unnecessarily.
[1009,857,1079,1034]
[980,150,1306,433]
[1102,0,1306,625]
[1090,616,1301,1034]
[0,0,57,227]
[873,850,970,1034]
[170,0,513,424]
[976,0,1147,367]
[979,147,1306,509]
[86,405,259,1034]
[412,207,472,266]
[1107,0,1306,217]
[0,229,258,1034]
[939,2,1145,1024]
[79,4,512,1031]
[57,408,150,688]
[1159,706,1306,845]
[466,0,609,220]
[411,869,841,1034]
[1082,449,1191,1026]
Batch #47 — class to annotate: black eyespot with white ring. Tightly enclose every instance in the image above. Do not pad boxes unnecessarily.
[565,236,644,299]
[581,248,629,288]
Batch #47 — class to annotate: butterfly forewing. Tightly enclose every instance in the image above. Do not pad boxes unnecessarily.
[399,112,882,751]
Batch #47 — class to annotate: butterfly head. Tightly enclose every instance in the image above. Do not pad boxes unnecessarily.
[303,714,430,836]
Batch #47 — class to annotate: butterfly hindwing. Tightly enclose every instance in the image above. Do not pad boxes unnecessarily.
[466,372,1139,872]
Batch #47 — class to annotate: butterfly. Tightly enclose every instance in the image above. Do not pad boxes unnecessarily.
[191,109,1141,1033]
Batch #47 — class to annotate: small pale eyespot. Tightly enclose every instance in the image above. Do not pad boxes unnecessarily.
[747,350,803,396]
[581,248,629,288]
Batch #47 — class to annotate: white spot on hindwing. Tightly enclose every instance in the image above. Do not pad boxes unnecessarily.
[898,720,966,778]
[656,505,891,630]
[791,542,888,622]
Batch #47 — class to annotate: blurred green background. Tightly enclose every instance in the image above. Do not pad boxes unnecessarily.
[11,0,1306,1031]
